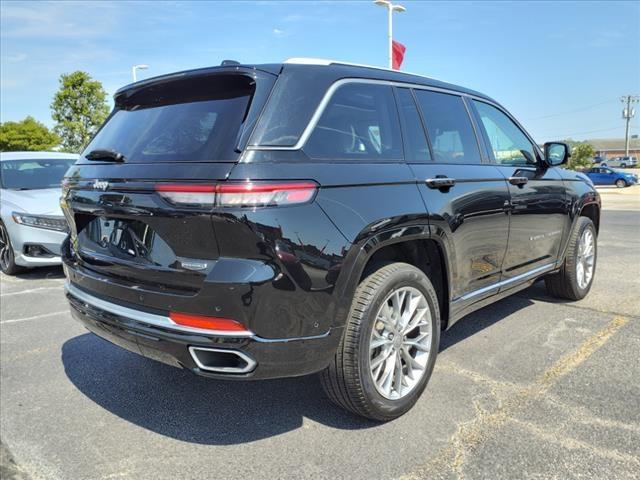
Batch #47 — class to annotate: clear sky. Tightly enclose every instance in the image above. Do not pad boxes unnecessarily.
[1,0,638,143]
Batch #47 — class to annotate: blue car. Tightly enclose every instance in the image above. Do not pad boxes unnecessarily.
[585,167,638,188]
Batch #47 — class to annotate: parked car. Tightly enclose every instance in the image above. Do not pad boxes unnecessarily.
[61,59,600,421]
[592,156,605,164]
[0,151,77,275]
[585,166,638,187]
[601,156,638,168]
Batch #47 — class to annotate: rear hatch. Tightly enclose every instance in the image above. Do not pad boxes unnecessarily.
[62,66,277,299]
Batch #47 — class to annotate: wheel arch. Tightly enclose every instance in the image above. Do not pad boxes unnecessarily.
[334,224,453,330]
[579,201,600,234]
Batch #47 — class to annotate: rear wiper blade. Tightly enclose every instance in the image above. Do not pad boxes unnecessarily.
[85,149,126,163]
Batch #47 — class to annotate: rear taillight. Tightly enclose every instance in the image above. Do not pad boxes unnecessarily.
[155,181,317,208]
[170,311,250,333]
[216,182,317,207]
[155,184,217,207]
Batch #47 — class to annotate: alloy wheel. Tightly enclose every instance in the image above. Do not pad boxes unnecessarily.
[369,286,432,400]
[576,228,595,290]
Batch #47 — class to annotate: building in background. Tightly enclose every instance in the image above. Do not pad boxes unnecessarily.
[591,138,640,159]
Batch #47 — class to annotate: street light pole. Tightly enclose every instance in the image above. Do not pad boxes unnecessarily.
[374,0,406,69]
[131,64,149,82]
[621,95,639,157]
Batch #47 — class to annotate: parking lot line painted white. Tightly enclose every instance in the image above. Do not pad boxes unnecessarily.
[1,286,63,297]
[0,310,69,324]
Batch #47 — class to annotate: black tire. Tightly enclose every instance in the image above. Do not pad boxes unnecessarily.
[320,262,440,421]
[620,163,626,168]
[0,221,24,275]
[616,179,627,188]
[545,217,596,300]
[601,163,607,167]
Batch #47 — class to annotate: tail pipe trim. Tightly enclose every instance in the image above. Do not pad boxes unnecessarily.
[188,346,257,374]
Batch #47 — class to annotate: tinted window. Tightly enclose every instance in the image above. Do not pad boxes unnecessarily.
[82,74,255,163]
[0,159,75,190]
[414,90,481,164]
[304,83,402,161]
[396,88,431,163]
[474,101,537,166]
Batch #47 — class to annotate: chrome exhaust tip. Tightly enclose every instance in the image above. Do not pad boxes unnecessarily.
[188,346,257,374]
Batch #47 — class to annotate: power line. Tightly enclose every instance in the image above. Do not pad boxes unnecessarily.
[524,99,618,121]
[537,125,632,139]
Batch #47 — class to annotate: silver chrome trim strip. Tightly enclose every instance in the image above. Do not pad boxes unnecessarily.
[247,78,482,151]
[188,346,257,374]
[457,263,556,302]
[65,282,332,342]
[247,78,516,152]
[65,282,255,337]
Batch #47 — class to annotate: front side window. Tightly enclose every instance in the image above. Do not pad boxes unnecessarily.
[0,159,75,190]
[304,83,402,161]
[414,90,481,164]
[473,101,537,166]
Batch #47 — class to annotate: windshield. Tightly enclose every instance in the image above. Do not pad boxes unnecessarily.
[0,159,75,190]
[82,74,255,163]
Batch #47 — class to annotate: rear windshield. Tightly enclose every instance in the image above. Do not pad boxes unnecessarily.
[1,159,75,190]
[82,74,255,163]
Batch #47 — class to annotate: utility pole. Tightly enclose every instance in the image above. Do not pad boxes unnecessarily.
[621,95,639,156]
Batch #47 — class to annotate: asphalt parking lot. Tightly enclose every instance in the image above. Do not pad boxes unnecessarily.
[1,186,639,480]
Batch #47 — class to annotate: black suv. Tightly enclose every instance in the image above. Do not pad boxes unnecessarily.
[61,59,600,421]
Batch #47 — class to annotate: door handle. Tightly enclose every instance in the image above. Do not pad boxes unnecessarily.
[426,177,456,189]
[508,176,528,186]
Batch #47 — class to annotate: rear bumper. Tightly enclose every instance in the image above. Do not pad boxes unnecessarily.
[65,282,342,380]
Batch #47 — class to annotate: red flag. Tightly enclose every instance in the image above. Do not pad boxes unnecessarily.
[392,40,406,70]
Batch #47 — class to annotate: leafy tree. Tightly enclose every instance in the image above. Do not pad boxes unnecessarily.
[0,116,60,152]
[565,141,595,171]
[51,71,109,152]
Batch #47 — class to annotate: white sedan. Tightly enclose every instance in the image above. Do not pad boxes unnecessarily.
[0,151,77,274]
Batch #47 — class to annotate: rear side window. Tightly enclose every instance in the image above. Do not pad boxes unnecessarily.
[82,74,255,163]
[395,88,431,163]
[304,83,403,161]
[414,90,481,164]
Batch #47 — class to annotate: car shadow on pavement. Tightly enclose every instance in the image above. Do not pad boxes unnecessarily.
[61,333,378,445]
[61,289,536,445]
[439,292,535,351]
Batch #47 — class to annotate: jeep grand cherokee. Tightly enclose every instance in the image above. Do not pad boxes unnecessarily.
[61,59,600,421]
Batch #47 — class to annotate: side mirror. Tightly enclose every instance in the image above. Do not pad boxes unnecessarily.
[544,142,571,166]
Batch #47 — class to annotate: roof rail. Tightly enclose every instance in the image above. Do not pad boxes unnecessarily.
[283,57,442,83]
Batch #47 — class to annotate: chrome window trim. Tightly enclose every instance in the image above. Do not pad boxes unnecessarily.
[247,78,486,151]
[457,263,555,302]
[246,77,541,157]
